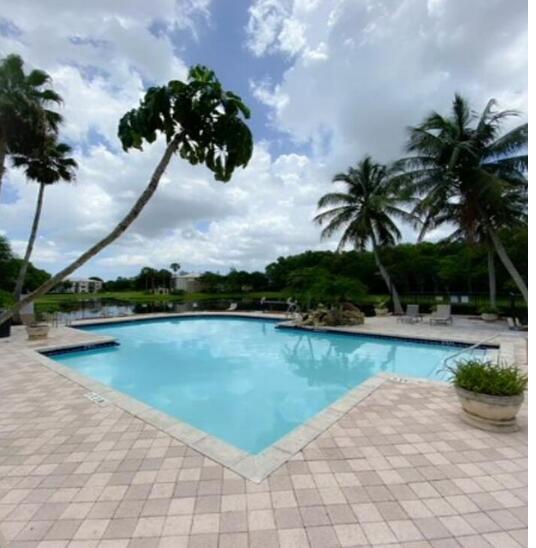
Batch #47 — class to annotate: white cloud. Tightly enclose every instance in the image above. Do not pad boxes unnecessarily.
[1,0,341,280]
[0,0,528,281]
[248,0,528,166]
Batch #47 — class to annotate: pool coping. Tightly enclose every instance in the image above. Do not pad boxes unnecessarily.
[29,344,387,483]
[26,312,510,483]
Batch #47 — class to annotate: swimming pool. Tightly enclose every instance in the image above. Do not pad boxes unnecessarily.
[50,316,486,454]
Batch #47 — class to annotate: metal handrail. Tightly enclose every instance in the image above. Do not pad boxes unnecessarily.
[437,334,500,377]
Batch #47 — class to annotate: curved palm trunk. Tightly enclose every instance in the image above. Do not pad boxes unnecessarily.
[0,137,179,327]
[0,136,6,200]
[487,245,496,308]
[487,225,527,304]
[370,235,403,314]
[13,182,46,305]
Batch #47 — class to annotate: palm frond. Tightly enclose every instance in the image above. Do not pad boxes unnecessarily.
[313,205,354,227]
[316,192,353,209]
[482,154,528,173]
[484,123,527,159]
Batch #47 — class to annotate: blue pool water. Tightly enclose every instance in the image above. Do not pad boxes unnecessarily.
[50,317,486,454]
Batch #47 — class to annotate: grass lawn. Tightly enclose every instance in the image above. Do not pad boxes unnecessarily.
[35,290,287,305]
[23,290,523,316]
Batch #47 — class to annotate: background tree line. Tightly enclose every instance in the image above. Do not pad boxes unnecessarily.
[102,225,527,301]
[0,235,50,305]
[265,228,527,297]
[2,227,526,303]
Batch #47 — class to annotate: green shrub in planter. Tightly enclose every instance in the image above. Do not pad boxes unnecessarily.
[447,359,527,431]
[448,359,527,397]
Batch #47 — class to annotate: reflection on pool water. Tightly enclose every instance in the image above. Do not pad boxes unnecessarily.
[50,317,486,454]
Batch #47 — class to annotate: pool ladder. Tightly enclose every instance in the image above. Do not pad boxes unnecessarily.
[436,334,500,380]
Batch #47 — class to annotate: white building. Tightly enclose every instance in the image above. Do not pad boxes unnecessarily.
[173,273,203,293]
[67,278,103,294]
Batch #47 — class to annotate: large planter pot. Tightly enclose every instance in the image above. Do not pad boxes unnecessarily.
[374,307,389,317]
[481,313,499,322]
[26,323,50,341]
[455,386,524,432]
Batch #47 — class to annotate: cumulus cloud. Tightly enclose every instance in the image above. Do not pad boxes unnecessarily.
[248,0,528,166]
[0,0,528,280]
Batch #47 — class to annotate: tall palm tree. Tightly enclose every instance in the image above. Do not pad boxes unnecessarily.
[12,140,77,304]
[398,94,528,303]
[0,54,63,198]
[169,262,181,290]
[0,65,253,326]
[482,180,527,307]
[315,156,415,314]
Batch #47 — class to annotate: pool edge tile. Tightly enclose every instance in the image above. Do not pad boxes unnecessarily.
[29,345,389,483]
[26,312,516,484]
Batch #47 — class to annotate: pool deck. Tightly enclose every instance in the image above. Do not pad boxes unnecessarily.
[0,313,528,547]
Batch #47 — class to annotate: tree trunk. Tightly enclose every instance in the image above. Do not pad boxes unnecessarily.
[487,245,497,308]
[487,225,528,304]
[0,137,180,326]
[370,235,403,315]
[0,136,6,200]
[13,182,46,303]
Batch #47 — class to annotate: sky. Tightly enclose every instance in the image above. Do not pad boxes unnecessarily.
[0,0,528,280]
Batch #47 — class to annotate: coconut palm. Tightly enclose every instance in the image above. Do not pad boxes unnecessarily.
[0,54,63,198]
[169,262,181,290]
[0,65,253,326]
[444,176,527,308]
[12,140,77,304]
[398,94,528,303]
[315,156,416,314]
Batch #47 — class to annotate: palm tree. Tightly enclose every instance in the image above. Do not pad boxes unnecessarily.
[12,140,77,304]
[398,94,528,303]
[0,54,63,198]
[482,180,527,307]
[314,156,415,315]
[169,262,181,290]
[0,65,253,326]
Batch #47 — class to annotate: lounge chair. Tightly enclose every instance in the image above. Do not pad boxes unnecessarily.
[507,317,527,331]
[397,304,423,323]
[429,304,453,325]
[227,302,238,311]
[515,318,528,331]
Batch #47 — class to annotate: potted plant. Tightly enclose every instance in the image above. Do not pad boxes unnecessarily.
[25,323,49,340]
[447,359,527,432]
[480,305,499,322]
[22,310,50,340]
[374,298,389,317]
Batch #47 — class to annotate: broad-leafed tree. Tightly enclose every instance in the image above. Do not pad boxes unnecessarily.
[0,65,253,325]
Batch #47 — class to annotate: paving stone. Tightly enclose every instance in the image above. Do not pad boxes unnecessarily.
[0,320,527,548]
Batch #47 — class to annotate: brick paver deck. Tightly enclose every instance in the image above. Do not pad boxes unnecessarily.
[0,315,527,547]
